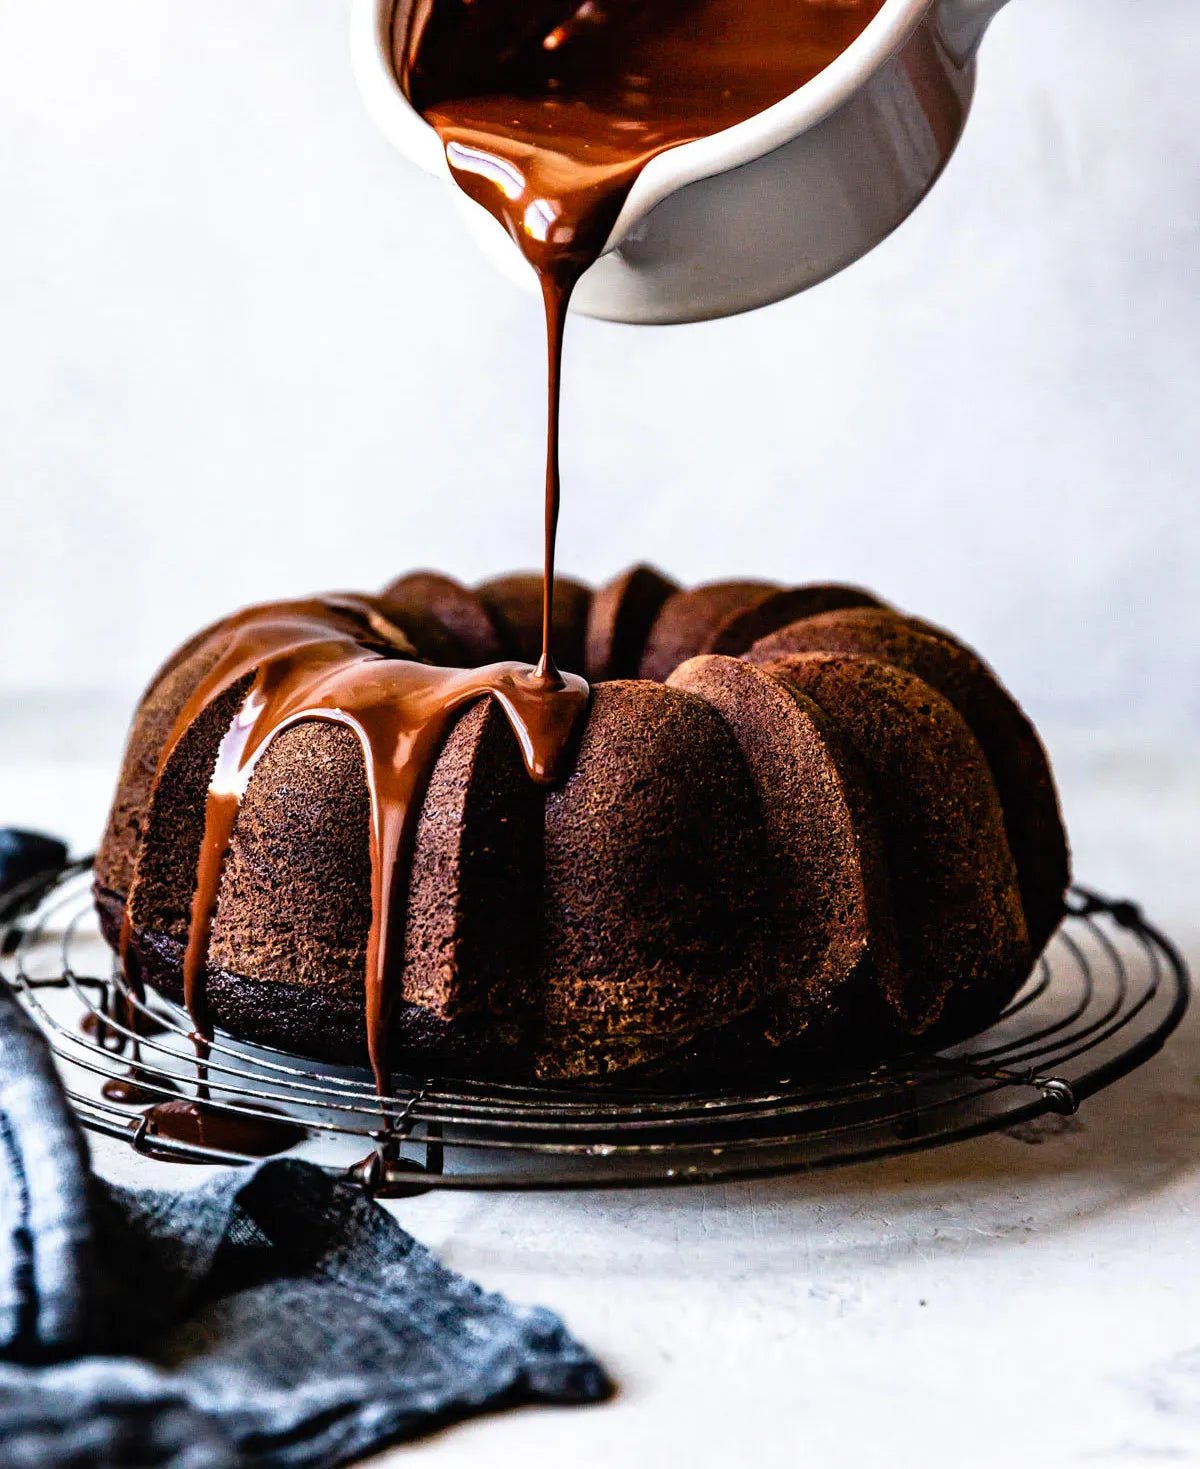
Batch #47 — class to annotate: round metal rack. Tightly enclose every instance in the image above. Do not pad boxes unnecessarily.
[0,860,1189,1193]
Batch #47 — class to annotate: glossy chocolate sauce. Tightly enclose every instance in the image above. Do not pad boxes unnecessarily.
[119,596,586,1152]
[392,0,882,689]
[102,1072,178,1107]
[82,987,170,1051]
[140,1098,307,1157]
[118,2,880,1153]
[394,0,885,286]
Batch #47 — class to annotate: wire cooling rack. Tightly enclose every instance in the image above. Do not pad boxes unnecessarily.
[0,859,1189,1194]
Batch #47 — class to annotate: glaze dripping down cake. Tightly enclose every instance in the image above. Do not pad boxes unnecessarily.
[95,568,1069,1083]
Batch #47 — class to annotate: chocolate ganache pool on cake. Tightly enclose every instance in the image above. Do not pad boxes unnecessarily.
[95,2,1069,1124]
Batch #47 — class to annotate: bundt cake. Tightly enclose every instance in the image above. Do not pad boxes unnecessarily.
[95,568,1069,1085]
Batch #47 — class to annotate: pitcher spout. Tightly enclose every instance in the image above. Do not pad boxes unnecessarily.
[936,0,1013,63]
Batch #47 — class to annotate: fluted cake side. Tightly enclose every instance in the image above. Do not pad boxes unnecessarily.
[95,568,1069,1082]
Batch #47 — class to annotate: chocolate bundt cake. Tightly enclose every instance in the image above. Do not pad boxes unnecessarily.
[95,569,1069,1083]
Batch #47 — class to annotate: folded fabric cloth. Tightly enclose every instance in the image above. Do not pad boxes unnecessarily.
[0,972,610,1469]
[0,829,69,903]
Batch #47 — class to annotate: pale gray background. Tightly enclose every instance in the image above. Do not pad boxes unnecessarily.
[0,0,1197,866]
[4,10,1200,1466]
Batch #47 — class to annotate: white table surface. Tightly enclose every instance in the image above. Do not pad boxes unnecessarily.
[2,701,1198,1469]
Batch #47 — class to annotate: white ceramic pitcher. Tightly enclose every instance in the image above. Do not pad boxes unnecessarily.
[351,0,1013,325]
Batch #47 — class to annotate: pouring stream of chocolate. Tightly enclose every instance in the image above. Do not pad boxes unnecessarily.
[119,0,881,1150]
[394,0,882,679]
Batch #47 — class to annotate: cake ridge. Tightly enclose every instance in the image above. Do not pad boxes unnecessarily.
[113,593,588,1095]
[96,567,1070,1087]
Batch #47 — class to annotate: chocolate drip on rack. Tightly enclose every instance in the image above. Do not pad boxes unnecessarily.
[102,1072,177,1107]
[140,1098,308,1157]
[82,1005,169,1050]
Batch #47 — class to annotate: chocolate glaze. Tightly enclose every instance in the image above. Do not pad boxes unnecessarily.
[392,0,883,686]
[101,1071,179,1107]
[141,1098,306,1157]
[394,0,885,290]
[118,596,587,1105]
[83,982,174,1114]
[81,993,170,1052]
[81,1006,126,1054]
[112,2,884,1128]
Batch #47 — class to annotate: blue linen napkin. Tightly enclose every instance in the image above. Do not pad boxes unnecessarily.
[0,861,610,1468]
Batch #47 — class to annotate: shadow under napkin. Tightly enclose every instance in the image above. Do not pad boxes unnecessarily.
[0,986,611,1469]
